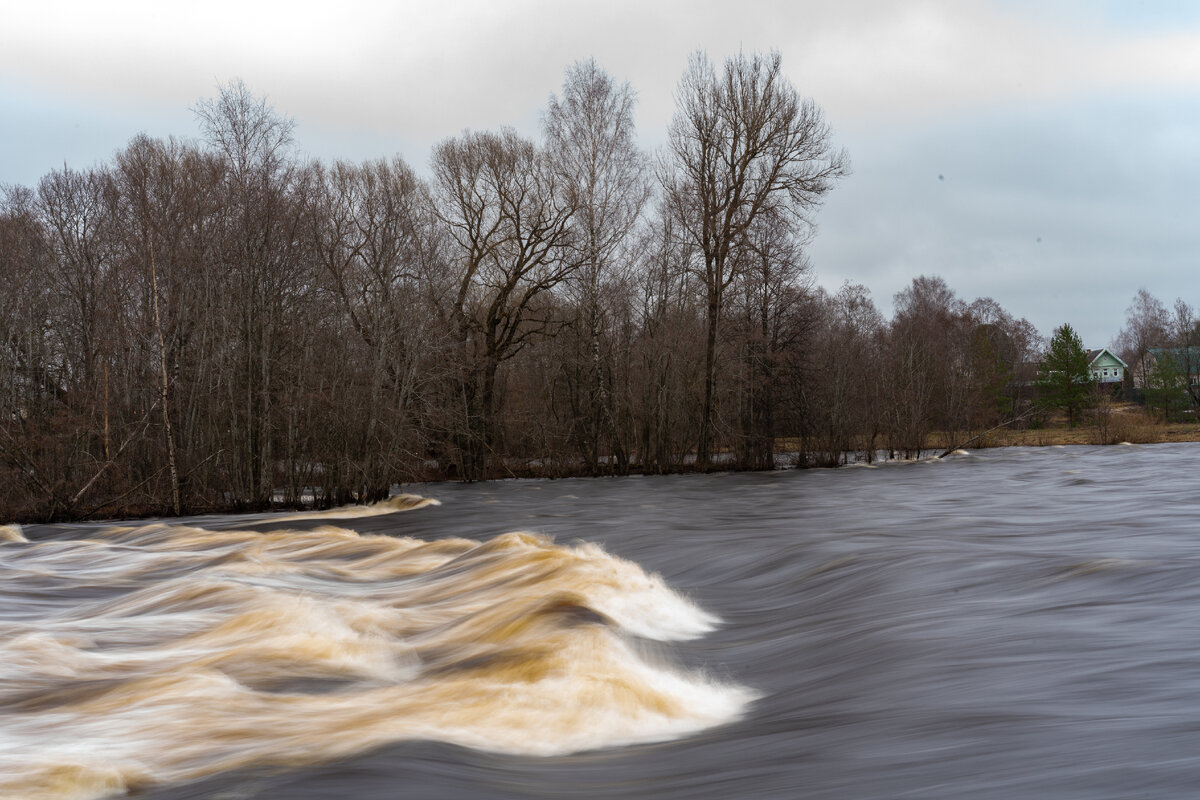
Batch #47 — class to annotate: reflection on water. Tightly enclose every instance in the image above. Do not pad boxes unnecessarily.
[7,443,1200,799]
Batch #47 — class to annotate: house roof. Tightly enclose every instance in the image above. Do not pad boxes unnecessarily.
[1148,346,1200,374]
[1086,348,1128,369]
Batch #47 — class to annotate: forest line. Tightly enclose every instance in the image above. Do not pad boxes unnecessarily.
[1,52,1156,521]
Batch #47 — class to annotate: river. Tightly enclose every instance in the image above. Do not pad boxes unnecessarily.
[4,443,1200,799]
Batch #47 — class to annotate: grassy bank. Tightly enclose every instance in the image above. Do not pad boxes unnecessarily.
[933,404,1200,449]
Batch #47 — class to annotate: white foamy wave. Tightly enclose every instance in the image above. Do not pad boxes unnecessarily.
[272,493,441,522]
[579,547,720,640]
[0,500,750,800]
[0,524,26,543]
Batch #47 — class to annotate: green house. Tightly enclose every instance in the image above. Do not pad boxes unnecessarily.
[1086,348,1127,384]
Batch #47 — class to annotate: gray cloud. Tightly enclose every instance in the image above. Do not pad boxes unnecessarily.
[4,0,1200,349]
[810,89,1200,347]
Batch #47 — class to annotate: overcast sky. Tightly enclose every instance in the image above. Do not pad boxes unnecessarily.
[4,0,1200,347]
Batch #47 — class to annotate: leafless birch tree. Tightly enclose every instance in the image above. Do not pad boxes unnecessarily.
[544,59,650,471]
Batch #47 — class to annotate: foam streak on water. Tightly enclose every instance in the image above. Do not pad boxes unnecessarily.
[0,497,752,800]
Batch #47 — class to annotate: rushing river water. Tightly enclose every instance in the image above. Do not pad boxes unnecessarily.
[5,443,1200,799]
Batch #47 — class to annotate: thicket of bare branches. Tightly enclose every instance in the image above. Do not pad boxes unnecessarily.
[0,57,1043,521]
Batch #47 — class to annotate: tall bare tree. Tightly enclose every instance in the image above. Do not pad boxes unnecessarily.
[1115,288,1170,389]
[629,208,705,473]
[0,187,56,415]
[194,80,307,503]
[886,276,968,456]
[1168,298,1200,407]
[544,59,650,471]
[430,129,577,478]
[37,166,121,391]
[731,209,814,468]
[310,156,434,498]
[662,50,848,467]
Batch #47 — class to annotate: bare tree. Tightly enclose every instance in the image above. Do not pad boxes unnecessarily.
[628,209,705,472]
[0,187,61,516]
[0,187,57,415]
[662,50,848,467]
[800,282,884,465]
[731,209,814,469]
[310,156,435,497]
[544,59,650,472]
[115,135,207,515]
[194,80,307,504]
[885,276,969,456]
[1168,297,1200,407]
[429,129,577,478]
[36,166,121,391]
[1115,288,1170,390]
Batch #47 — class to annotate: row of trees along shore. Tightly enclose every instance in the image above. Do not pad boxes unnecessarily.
[1036,291,1200,433]
[1114,289,1200,419]
[2,52,1054,522]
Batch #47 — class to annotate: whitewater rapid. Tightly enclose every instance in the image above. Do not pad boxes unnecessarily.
[0,496,753,800]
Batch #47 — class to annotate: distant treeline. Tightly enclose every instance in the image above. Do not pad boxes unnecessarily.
[0,53,1045,521]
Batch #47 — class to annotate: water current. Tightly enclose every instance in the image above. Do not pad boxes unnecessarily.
[5,443,1200,799]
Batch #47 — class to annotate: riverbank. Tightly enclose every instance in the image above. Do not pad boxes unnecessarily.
[958,423,1200,448]
[6,411,1199,524]
[932,404,1200,450]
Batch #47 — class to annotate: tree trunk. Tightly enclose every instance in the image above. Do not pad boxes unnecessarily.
[149,240,181,516]
[697,294,720,468]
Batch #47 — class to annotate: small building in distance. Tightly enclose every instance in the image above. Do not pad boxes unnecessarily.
[1086,348,1127,384]
[1009,347,1127,408]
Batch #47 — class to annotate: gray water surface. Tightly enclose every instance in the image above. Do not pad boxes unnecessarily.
[41,444,1200,798]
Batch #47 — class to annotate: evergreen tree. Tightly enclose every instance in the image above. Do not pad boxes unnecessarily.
[1037,323,1093,428]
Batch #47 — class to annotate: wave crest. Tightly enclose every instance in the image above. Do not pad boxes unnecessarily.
[0,498,751,800]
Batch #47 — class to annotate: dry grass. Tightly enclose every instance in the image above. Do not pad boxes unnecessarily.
[936,404,1200,449]
[774,405,1200,461]
[984,423,1200,447]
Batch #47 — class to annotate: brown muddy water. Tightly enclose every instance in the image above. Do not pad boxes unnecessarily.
[4,443,1200,799]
